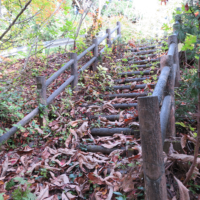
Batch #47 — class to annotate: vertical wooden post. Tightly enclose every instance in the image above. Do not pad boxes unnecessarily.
[36,76,47,127]
[169,35,180,87]
[138,96,167,200]
[117,21,121,36]
[70,53,78,92]
[106,28,111,48]
[161,53,176,138]
[92,38,98,71]
[117,22,121,52]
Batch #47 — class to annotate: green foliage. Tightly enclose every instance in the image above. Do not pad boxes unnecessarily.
[6,179,16,190]
[181,34,197,51]
[188,181,200,194]
[175,68,198,119]
[0,89,24,135]
[102,0,136,19]
[114,192,126,200]
[40,168,49,178]
[12,187,36,200]
[6,177,36,200]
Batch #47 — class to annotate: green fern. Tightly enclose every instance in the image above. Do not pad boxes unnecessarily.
[10,177,36,200]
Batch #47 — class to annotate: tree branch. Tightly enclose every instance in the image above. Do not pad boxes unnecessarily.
[0,0,32,41]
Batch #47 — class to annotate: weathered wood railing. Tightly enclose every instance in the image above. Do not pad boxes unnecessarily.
[0,22,121,144]
[138,16,181,199]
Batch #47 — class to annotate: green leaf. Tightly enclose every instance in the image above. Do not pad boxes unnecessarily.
[113,192,123,196]
[0,193,4,200]
[175,122,187,128]
[14,177,28,185]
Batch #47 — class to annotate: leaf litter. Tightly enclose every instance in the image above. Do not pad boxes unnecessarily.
[0,40,198,200]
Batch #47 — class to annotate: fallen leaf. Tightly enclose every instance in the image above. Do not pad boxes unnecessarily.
[130,81,137,90]
[174,176,190,200]
[181,135,187,150]
[1,157,8,177]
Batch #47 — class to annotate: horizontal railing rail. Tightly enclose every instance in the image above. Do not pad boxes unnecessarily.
[0,22,121,144]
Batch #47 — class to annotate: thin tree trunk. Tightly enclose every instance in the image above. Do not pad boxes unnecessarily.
[183,57,200,185]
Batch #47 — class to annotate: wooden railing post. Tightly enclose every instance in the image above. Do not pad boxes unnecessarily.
[161,46,176,138]
[36,76,47,127]
[171,30,180,87]
[117,21,121,36]
[70,53,78,92]
[138,96,167,200]
[106,28,111,48]
[92,38,98,71]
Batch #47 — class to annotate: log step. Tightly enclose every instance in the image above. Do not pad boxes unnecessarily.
[132,49,159,55]
[118,70,152,77]
[128,58,160,65]
[91,128,139,137]
[114,77,150,84]
[128,53,158,60]
[123,63,160,69]
[130,45,161,51]
[79,144,125,154]
[105,84,155,90]
[79,103,138,109]
[103,92,147,99]
[90,114,136,121]
[113,103,138,109]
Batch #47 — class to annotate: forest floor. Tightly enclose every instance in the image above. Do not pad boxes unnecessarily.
[0,37,200,200]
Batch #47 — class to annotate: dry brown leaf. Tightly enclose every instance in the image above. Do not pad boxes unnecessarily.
[86,105,101,113]
[8,153,20,166]
[130,81,137,90]
[181,135,187,150]
[51,153,68,167]
[174,176,190,200]
[62,192,69,200]
[51,124,60,131]
[70,128,78,141]
[76,122,88,137]
[101,141,121,149]
[121,173,137,192]
[66,162,79,173]
[68,119,83,127]
[103,102,118,114]
[49,120,59,127]
[58,148,76,156]
[35,127,44,134]
[66,192,77,200]
[36,184,49,200]
[65,133,73,148]
[17,146,33,154]
[20,155,28,169]
[41,148,51,160]
[119,111,124,123]
[95,191,103,200]
[44,195,59,200]
[106,186,114,200]
[1,157,8,177]
[27,162,42,175]
[99,117,123,126]
[88,172,105,185]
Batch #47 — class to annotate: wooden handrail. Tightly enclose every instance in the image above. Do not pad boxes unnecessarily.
[0,22,122,144]
[138,13,181,199]
[152,66,170,104]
